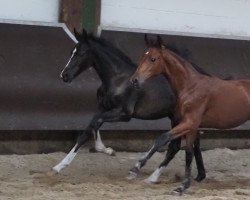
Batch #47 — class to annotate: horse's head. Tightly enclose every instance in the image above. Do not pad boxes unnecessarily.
[60,29,93,83]
[131,35,165,87]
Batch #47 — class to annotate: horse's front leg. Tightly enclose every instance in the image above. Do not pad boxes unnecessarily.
[52,130,114,173]
[128,144,158,179]
[146,119,199,195]
[172,133,196,196]
[144,138,181,183]
[52,132,90,173]
[128,118,182,179]
[94,130,115,156]
[52,105,132,173]
[51,111,109,173]
[193,134,206,182]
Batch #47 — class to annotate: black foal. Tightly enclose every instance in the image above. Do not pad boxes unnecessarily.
[52,29,206,183]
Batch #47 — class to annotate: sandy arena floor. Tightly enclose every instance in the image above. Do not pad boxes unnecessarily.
[0,148,249,200]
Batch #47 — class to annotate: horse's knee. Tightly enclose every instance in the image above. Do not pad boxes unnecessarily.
[77,132,91,147]
[155,132,172,150]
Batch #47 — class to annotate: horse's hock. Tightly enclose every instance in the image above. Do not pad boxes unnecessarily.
[0,22,249,154]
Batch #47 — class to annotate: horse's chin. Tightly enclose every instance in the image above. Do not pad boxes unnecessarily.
[62,77,73,83]
[65,80,72,84]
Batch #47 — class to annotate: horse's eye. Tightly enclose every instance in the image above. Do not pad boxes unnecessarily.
[151,58,156,62]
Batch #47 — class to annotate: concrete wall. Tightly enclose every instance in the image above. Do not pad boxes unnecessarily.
[0,0,60,22]
[101,0,250,40]
[0,130,249,154]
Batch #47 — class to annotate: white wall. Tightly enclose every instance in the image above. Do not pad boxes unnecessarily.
[0,0,60,23]
[101,0,250,40]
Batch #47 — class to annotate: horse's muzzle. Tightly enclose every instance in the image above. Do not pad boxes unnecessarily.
[61,73,72,83]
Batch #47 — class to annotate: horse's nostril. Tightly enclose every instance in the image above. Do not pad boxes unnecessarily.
[132,78,138,84]
[131,78,139,88]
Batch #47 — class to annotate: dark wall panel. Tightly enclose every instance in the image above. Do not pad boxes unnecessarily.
[0,23,98,130]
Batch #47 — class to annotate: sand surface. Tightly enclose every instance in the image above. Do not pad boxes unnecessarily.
[0,148,249,200]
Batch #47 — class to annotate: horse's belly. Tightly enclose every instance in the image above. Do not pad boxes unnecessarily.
[201,100,249,129]
[133,101,172,120]
[201,115,248,129]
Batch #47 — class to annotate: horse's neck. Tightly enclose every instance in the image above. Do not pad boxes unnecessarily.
[162,50,200,93]
[92,45,134,86]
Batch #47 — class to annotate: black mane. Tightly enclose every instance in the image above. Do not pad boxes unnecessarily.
[88,34,211,77]
[149,39,211,77]
[88,34,136,68]
[166,44,211,77]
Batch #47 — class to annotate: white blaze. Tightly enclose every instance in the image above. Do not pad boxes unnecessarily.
[60,46,77,78]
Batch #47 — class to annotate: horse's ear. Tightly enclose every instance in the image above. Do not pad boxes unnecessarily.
[156,35,163,47]
[74,28,82,41]
[144,34,149,46]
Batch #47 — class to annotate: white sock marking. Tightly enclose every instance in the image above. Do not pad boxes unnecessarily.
[146,167,165,183]
[133,145,155,170]
[95,130,106,151]
[95,130,114,155]
[52,143,78,173]
[60,46,77,78]
[135,162,141,168]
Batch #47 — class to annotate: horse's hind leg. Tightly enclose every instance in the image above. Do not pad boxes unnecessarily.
[93,130,115,156]
[193,135,206,182]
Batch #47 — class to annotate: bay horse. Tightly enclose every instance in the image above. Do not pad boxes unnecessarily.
[131,35,250,195]
[53,29,206,182]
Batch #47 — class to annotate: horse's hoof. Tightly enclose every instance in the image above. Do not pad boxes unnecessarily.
[144,178,160,184]
[126,167,139,180]
[92,147,116,156]
[130,167,139,175]
[106,147,116,156]
[89,147,97,153]
[194,173,206,182]
[144,172,161,184]
[171,187,184,196]
[47,170,57,177]
[52,166,60,173]
[127,168,139,180]
[126,171,138,180]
